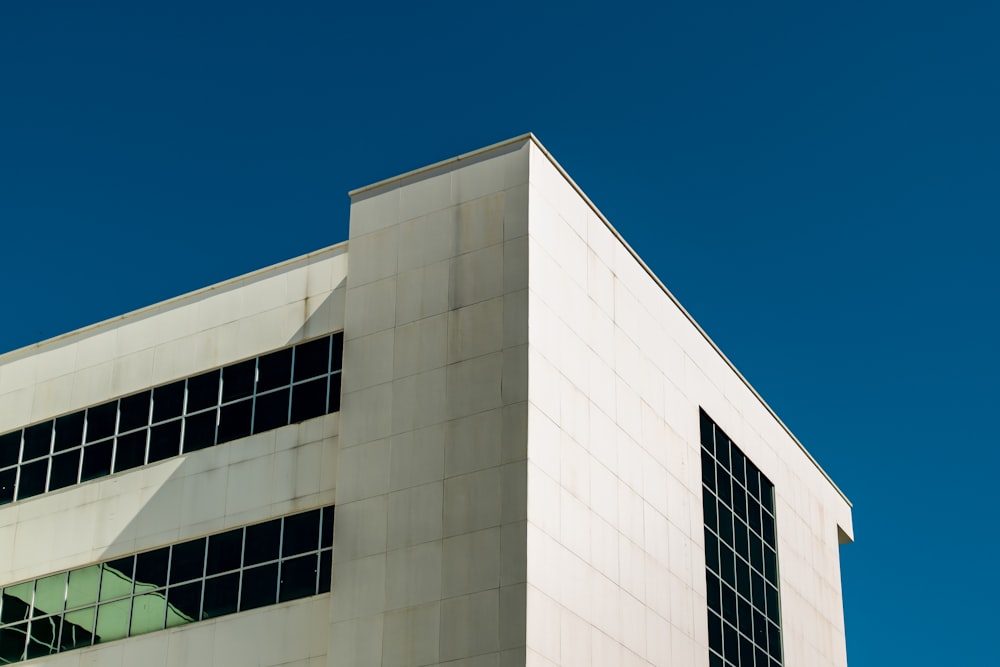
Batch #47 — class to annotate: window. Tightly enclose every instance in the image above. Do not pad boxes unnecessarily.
[700,409,783,667]
[0,506,334,663]
[0,333,344,506]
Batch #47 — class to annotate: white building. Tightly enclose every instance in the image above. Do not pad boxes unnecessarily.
[0,135,853,667]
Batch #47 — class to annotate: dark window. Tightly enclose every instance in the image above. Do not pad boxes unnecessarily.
[206,529,243,576]
[0,623,27,662]
[217,400,252,444]
[54,413,84,452]
[221,360,256,402]
[152,382,184,423]
[22,422,52,461]
[282,509,320,557]
[166,582,201,626]
[202,574,239,619]
[113,431,147,473]
[257,348,291,392]
[239,564,277,611]
[118,392,150,433]
[148,422,181,463]
[134,549,169,591]
[244,520,281,566]
[320,507,334,548]
[48,450,80,491]
[293,338,330,381]
[279,554,318,602]
[0,469,16,505]
[700,408,783,666]
[182,411,216,453]
[187,371,220,414]
[169,539,206,585]
[330,333,344,370]
[0,432,20,468]
[318,550,332,594]
[17,459,49,500]
[81,441,112,482]
[85,403,117,443]
[25,616,60,659]
[291,378,327,423]
[252,389,289,434]
[328,373,342,413]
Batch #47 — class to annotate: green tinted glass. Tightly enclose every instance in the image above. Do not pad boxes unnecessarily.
[94,599,130,643]
[129,593,166,637]
[32,573,65,617]
[66,566,101,609]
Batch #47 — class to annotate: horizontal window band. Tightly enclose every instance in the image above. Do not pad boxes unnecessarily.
[0,333,343,507]
[0,505,334,664]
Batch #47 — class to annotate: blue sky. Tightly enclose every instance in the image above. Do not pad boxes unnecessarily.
[2,2,998,664]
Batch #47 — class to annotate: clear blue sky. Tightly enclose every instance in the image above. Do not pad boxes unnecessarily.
[2,2,997,664]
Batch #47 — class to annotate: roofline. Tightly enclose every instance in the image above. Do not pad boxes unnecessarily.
[0,241,349,363]
[523,135,852,507]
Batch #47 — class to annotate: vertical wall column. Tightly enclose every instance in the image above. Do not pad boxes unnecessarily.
[331,140,531,667]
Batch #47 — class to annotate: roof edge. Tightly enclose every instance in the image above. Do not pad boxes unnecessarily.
[525,135,853,508]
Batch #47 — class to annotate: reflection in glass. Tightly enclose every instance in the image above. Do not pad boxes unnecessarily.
[1,583,32,624]
[94,599,130,643]
[129,592,166,636]
[66,566,101,609]
[202,574,239,619]
[32,573,65,618]
[165,582,201,628]
[100,558,134,602]
[60,607,95,651]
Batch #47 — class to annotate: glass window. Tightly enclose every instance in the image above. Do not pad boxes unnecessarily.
[330,333,344,370]
[21,422,52,461]
[148,421,181,463]
[320,507,334,548]
[17,459,48,500]
[244,520,281,566]
[54,413,84,452]
[252,389,289,434]
[318,551,332,594]
[182,411,216,453]
[113,431,147,473]
[94,599,130,643]
[291,378,327,424]
[217,399,252,444]
[32,573,65,618]
[0,622,28,663]
[282,509,320,557]
[239,564,277,611]
[279,554,317,603]
[25,616,60,660]
[118,391,151,433]
[85,403,117,443]
[169,539,206,585]
[0,469,15,505]
[1,582,32,624]
[134,549,169,593]
[165,581,201,627]
[152,382,184,423]
[0,432,20,469]
[100,558,134,602]
[201,573,238,619]
[293,338,330,382]
[81,441,113,482]
[328,373,341,413]
[222,360,256,402]
[129,592,166,636]
[66,566,101,609]
[257,348,292,392]
[48,450,80,492]
[206,529,242,576]
[186,371,219,414]
[60,607,95,650]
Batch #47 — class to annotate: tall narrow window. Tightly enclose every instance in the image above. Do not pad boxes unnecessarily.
[700,409,783,667]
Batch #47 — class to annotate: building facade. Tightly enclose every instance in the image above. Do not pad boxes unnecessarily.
[0,135,853,667]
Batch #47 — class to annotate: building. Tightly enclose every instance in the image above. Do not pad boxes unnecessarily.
[0,135,853,667]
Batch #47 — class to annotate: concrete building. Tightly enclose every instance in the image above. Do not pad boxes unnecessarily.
[0,135,853,667]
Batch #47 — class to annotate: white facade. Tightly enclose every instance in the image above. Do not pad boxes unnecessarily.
[0,135,852,667]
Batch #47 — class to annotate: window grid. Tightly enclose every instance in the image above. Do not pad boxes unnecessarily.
[700,409,783,667]
[0,506,334,664]
[0,333,344,506]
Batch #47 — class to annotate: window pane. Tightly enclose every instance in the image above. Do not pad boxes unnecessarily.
[114,430,147,473]
[134,548,170,592]
[0,468,15,505]
[282,510,320,557]
[257,348,292,392]
[85,402,117,443]
[293,338,330,381]
[67,566,101,609]
[1,582,33,623]
[170,539,206,585]
[318,550,332,594]
[202,573,239,619]
[291,378,327,423]
[0,431,20,468]
[217,399,252,444]
[279,554,317,602]
[61,607,96,651]
[95,598,131,643]
[17,459,49,500]
[22,421,52,460]
[100,557,134,601]
[321,507,334,548]
[33,573,66,617]
[148,421,181,463]
[165,581,201,627]
[222,359,256,402]
[129,592,166,636]
[49,449,81,491]
[244,519,281,566]
[239,563,277,611]
[187,370,220,413]
[206,529,243,576]
[0,622,27,663]
[54,412,85,451]
[25,615,61,659]
[119,391,151,433]
[81,440,113,482]
[152,381,185,423]
[183,410,216,453]
[330,333,344,371]
[253,389,289,434]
